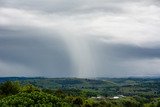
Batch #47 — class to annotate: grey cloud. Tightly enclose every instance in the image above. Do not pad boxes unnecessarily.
[89,36,160,60]
[0,28,74,77]
[86,38,160,77]
[0,0,127,14]
[102,43,160,59]
[0,0,157,15]
[1,28,160,77]
[0,0,160,77]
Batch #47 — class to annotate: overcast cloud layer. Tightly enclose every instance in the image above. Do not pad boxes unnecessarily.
[0,0,160,77]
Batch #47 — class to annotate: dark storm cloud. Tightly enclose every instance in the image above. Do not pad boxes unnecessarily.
[87,38,160,77]
[0,0,160,77]
[0,28,73,77]
[89,36,160,60]
[102,43,160,59]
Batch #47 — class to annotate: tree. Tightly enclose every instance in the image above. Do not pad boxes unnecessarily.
[149,103,156,107]
[72,97,83,106]
[21,84,40,93]
[0,81,20,95]
[157,101,160,107]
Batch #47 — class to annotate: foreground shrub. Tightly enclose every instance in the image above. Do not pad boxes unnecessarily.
[0,81,20,95]
[0,91,71,107]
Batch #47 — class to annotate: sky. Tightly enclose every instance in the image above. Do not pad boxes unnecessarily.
[0,0,160,77]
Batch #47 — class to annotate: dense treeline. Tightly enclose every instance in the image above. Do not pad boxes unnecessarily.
[1,77,160,98]
[0,81,160,107]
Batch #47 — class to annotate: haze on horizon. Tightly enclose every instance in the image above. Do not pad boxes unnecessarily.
[0,0,160,77]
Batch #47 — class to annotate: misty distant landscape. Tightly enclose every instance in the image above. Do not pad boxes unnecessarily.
[1,0,160,106]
